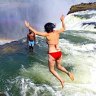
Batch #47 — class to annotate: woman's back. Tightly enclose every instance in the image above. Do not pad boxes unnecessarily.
[46,31,60,53]
[46,31,59,45]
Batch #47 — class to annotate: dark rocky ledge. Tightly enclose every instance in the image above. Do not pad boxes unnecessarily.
[68,2,96,14]
[0,92,6,96]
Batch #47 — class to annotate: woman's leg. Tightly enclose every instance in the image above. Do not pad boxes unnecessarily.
[48,54,64,88]
[56,56,74,81]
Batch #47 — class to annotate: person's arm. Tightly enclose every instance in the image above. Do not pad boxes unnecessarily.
[57,15,65,33]
[27,34,29,46]
[27,34,29,43]
[25,21,48,37]
[34,33,36,44]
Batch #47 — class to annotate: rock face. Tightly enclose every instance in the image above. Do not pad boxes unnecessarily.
[68,2,96,14]
[0,39,27,54]
[0,92,6,96]
[0,37,46,55]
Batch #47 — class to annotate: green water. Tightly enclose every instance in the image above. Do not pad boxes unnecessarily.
[0,31,96,96]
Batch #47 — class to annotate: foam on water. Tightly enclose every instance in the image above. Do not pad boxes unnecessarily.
[11,28,96,96]
[67,31,96,42]
[5,76,96,96]
[59,35,96,84]
[62,10,96,32]
[0,39,13,45]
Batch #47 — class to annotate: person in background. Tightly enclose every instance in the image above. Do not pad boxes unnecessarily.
[25,15,74,88]
[27,29,36,52]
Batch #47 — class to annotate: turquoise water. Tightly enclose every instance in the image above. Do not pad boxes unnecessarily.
[0,30,96,96]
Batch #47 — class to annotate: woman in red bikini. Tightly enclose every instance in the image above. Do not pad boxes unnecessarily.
[25,15,74,89]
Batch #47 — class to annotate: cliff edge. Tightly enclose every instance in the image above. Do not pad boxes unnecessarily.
[68,2,96,14]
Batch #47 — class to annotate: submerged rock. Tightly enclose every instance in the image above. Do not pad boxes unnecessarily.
[0,92,6,96]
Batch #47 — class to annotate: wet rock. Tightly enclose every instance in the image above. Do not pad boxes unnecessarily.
[68,2,96,14]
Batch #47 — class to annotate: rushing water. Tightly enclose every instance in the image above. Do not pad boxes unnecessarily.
[65,10,96,31]
[0,29,96,96]
[0,5,96,96]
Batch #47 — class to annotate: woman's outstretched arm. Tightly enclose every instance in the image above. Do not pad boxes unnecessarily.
[57,15,65,33]
[25,21,48,37]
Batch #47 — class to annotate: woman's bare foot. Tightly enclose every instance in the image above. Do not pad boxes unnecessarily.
[67,72,74,81]
[60,80,64,89]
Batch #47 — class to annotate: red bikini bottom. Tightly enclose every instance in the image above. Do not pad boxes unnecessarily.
[49,51,62,59]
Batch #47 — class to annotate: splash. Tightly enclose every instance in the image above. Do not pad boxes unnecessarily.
[64,10,96,31]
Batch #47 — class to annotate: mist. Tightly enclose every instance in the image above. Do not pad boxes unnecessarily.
[0,0,95,40]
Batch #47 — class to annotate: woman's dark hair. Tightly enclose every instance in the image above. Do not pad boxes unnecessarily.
[44,22,56,33]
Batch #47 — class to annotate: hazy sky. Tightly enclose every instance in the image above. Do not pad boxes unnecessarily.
[0,0,96,25]
[43,0,96,15]
[29,0,96,23]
